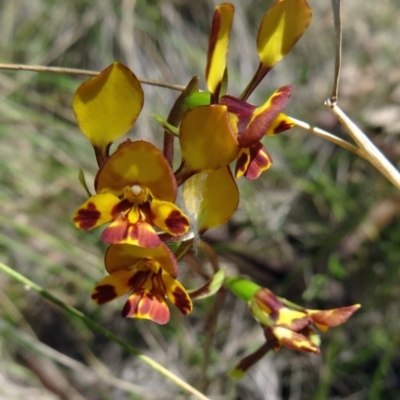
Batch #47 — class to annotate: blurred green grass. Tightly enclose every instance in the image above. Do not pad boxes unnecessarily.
[1,0,400,399]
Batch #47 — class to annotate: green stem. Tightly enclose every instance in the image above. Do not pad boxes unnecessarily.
[0,262,211,400]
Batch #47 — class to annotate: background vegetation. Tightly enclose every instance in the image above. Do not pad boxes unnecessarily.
[0,0,399,399]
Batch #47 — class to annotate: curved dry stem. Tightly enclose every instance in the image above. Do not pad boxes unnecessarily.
[0,63,186,91]
[0,262,211,400]
[325,101,400,191]
[289,116,366,159]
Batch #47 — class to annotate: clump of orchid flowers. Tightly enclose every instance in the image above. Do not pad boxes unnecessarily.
[72,0,359,376]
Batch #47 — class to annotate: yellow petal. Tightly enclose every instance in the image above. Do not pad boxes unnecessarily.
[235,143,272,180]
[265,113,295,136]
[105,243,178,278]
[238,85,293,147]
[182,167,239,233]
[235,148,251,179]
[205,4,234,97]
[91,270,135,304]
[272,326,320,354]
[176,105,239,184]
[73,62,144,159]
[73,193,126,230]
[275,307,310,331]
[149,198,190,237]
[162,270,193,315]
[257,0,312,70]
[95,141,176,202]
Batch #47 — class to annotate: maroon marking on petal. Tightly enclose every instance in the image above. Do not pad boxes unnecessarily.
[263,327,281,351]
[122,293,141,318]
[235,150,250,178]
[91,284,118,304]
[255,288,283,321]
[173,286,192,315]
[111,199,131,218]
[165,210,190,235]
[287,317,312,333]
[244,143,272,180]
[101,218,129,244]
[74,202,101,230]
[238,85,294,148]
[220,95,256,133]
[273,120,294,134]
[127,270,148,290]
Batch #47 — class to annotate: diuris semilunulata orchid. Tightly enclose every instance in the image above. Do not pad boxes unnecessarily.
[73,140,190,247]
[91,243,192,324]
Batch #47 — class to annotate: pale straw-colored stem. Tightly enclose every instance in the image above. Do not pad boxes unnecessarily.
[289,116,366,159]
[325,100,400,190]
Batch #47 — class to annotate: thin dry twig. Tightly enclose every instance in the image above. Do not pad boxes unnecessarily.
[0,63,186,91]
[325,100,400,190]
[289,116,366,159]
[326,1,400,190]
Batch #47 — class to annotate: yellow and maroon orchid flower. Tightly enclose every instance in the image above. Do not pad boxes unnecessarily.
[221,87,295,179]
[73,140,190,247]
[73,62,144,167]
[226,278,360,378]
[91,243,192,324]
[252,288,360,354]
[201,1,310,180]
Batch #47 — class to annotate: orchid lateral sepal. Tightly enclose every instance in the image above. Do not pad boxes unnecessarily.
[188,268,226,300]
[78,168,92,198]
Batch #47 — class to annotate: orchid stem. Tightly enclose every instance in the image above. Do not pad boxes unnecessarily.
[0,262,211,400]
